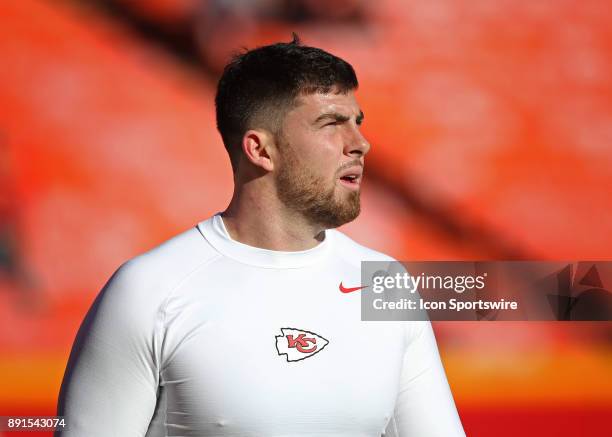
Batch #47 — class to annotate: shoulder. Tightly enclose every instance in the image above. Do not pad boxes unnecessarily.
[328,229,396,267]
[102,224,220,310]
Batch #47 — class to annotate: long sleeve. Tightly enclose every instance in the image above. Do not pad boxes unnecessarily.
[385,321,465,437]
[56,261,163,436]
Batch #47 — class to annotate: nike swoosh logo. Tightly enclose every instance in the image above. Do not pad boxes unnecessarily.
[339,282,368,293]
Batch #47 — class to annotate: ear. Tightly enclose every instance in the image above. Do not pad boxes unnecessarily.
[241,129,275,172]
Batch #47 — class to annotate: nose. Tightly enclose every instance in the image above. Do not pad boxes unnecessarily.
[344,125,371,158]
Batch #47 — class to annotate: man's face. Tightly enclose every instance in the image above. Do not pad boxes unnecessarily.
[274,90,370,229]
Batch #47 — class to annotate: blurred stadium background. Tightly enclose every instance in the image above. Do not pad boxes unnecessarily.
[1,0,611,435]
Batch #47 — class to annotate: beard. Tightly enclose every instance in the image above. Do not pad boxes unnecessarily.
[275,143,361,229]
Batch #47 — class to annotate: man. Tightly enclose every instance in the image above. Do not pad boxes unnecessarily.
[57,36,465,436]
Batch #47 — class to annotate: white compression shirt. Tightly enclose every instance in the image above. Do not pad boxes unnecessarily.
[57,214,465,437]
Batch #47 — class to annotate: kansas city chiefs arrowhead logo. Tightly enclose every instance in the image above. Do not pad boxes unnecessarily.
[275,328,329,362]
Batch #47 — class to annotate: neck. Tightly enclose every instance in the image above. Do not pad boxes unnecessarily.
[222,178,325,252]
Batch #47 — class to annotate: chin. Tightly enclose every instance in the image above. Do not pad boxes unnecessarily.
[321,194,361,229]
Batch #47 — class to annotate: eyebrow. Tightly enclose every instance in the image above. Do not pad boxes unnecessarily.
[314,110,365,125]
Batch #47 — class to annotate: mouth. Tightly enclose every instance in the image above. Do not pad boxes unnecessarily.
[338,169,363,190]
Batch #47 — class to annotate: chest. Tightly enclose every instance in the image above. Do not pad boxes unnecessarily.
[156,267,405,436]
